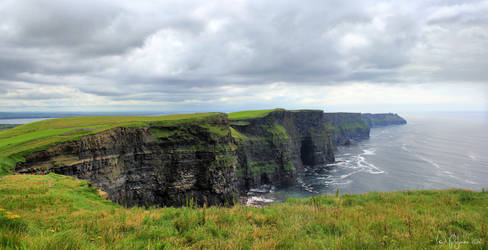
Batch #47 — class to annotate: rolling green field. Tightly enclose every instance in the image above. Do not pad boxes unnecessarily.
[1,174,487,249]
[0,113,219,175]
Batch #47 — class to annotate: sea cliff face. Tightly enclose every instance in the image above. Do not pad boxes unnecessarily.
[230,110,335,192]
[14,110,404,207]
[15,114,238,207]
[323,113,370,146]
[361,113,407,127]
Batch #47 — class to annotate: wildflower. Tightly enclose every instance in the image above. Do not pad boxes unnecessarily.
[50,229,55,233]
[7,214,20,219]
[91,238,94,241]
[0,208,4,211]
[6,211,12,215]
[97,236,102,239]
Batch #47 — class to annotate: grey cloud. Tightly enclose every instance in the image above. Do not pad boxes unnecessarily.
[0,0,487,109]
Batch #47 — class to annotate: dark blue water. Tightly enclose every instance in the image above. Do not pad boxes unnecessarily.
[247,112,488,205]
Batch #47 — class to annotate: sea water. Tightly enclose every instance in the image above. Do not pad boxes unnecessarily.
[248,112,488,205]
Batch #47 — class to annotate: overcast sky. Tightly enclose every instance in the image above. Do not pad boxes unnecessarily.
[0,0,487,113]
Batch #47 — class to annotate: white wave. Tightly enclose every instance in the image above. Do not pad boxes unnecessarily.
[443,171,454,178]
[401,143,409,152]
[416,154,441,169]
[465,179,479,185]
[468,152,477,161]
[357,155,385,174]
[249,185,274,194]
[363,149,376,155]
[340,170,361,179]
[334,180,353,185]
[245,196,275,206]
[249,188,268,193]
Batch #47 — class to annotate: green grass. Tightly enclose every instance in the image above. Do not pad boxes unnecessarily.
[229,127,248,141]
[0,113,220,175]
[1,174,487,249]
[266,123,289,139]
[227,109,284,120]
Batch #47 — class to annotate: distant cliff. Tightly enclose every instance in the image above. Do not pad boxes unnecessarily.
[12,109,404,207]
[324,113,370,146]
[361,113,407,127]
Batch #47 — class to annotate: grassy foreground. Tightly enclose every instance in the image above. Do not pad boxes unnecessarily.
[0,113,219,175]
[1,174,487,249]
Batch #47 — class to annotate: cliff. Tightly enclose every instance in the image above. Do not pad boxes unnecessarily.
[15,114,238,207]
[7,109,402,207]
[229,110,335,192]
[323,112,370,146]
[361,113,407,127]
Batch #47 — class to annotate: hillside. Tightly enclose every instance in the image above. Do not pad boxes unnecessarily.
[1,174,486,249]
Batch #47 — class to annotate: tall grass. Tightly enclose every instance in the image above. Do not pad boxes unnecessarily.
[1,174,487,249]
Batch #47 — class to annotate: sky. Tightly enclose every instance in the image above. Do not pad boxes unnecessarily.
[0,0,487,113]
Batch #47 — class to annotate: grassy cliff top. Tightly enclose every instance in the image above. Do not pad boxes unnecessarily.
[0,113,220,175]
[1,174,487,249]
[227,108,284,120]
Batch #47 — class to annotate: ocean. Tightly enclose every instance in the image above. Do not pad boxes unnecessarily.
[0,118,51,124]
[247,112,488,205]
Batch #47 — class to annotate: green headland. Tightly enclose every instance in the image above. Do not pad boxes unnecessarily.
[0,113,219,175]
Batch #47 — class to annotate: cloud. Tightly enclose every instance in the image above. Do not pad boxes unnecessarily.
[0,0,487,111]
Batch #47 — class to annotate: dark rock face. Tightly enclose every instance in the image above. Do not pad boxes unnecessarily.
[323,113,370,146]
[231,110,335,192]
[15,110,399,207]
[361,113,407,127]
[15,115,238,207]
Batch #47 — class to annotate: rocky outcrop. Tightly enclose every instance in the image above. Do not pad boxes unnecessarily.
[361,113,407,127]
[15,114,238,207]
